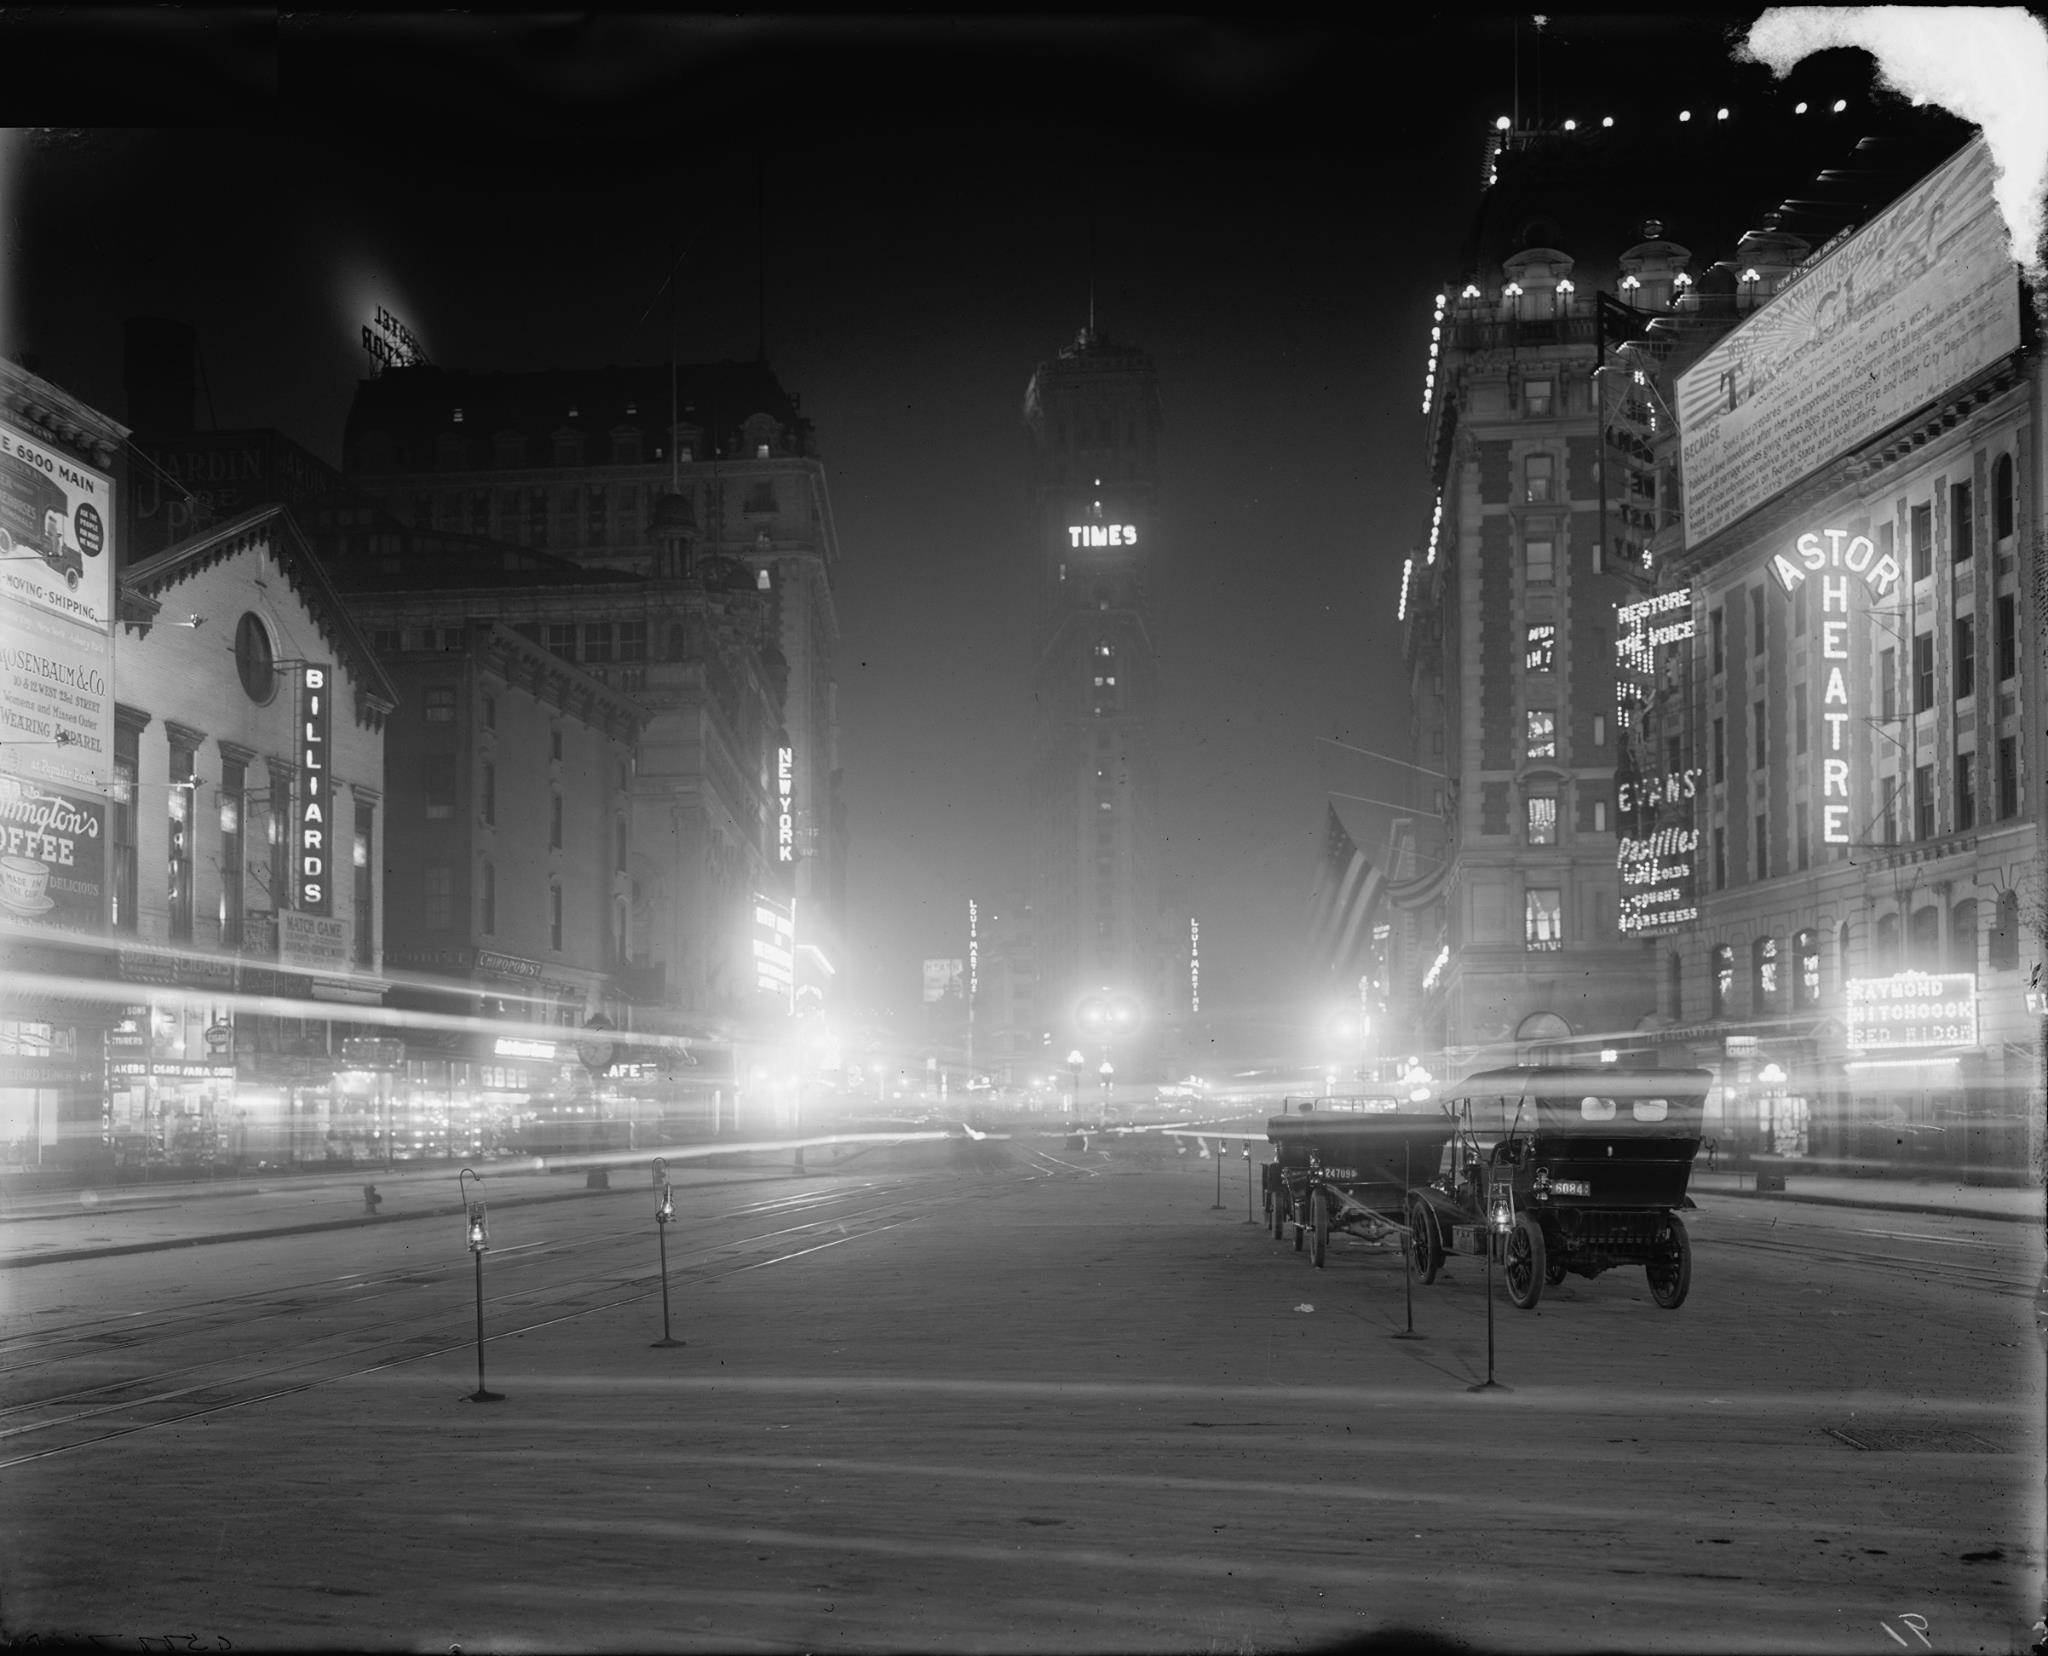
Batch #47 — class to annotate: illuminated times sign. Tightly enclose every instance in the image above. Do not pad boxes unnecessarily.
[1066,523,1138,548]
[296,664,332,914]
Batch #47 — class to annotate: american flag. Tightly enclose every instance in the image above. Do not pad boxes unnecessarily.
[1307,804,1384,982]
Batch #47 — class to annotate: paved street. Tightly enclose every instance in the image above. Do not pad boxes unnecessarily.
[0,1140,2041,1653]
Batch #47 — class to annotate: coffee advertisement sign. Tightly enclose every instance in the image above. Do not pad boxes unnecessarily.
[0,774,106,932]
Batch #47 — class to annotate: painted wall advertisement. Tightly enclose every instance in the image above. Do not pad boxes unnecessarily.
[280,910,351,973]
[0,774,106,933]
[1,415,116,799]
[1677,136,2019,548]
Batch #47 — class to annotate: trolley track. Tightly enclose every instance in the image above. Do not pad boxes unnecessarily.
[0,1173,935,1366]
[0,1167,1063,1467]
[1702,1213,2036,1298]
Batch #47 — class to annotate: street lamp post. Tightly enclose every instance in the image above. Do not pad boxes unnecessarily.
[1066,1049,1084,1117]
[1098,1061,1114,1119]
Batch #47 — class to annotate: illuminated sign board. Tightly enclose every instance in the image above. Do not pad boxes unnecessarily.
[361,304,429,373]
[296,664,333,914]
[1615,744,1702,938]
[776,744,795,863]
[494,1037,559,1062]
[1766,529,1901,846]
[968,899,979,1001]
[922,958,963,1003]
[1066,523,1139,549]
[753,892,794,1000]
[1616,588,1695,669]
[1615,586,1692,733]
[1679,136,2019,547]
[1846,972,1978,1050]
[1189,917,1200,1014]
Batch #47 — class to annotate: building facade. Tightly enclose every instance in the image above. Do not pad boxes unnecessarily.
[1650,135,2042,1177]
[1,393,402,1179]
[1022,327,1169,1081]
[338,360,846,992]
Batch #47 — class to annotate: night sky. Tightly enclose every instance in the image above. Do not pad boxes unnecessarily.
[1,15,1905,1063]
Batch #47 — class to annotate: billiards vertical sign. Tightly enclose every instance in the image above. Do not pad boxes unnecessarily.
[297,664,332,914]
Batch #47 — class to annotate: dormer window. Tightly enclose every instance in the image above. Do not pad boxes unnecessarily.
[552,430,584,466]
[493,431,526,469]
[610,428,643,465]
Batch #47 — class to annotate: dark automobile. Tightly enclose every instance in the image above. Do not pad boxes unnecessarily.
[1407,1066,1711,1310]
[1266,1094,1457,1267]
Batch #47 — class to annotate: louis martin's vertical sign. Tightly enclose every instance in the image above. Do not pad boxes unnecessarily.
[297,663,332,914]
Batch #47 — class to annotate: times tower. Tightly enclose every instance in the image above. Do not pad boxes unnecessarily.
[1022,327,1167,1084]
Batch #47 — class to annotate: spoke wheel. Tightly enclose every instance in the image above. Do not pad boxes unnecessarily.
[1504,1214,1546,1310]
[1646,1213,1692,1309]
[1405,1197,1442,1284]
[1311,1188,1329,1268]
[1272,1187,1287,1240]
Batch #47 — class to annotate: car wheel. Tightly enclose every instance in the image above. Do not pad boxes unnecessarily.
[1646,1214,1692,1309]
[1504,1214,1545,1310]
[1404,1196,1443,1284]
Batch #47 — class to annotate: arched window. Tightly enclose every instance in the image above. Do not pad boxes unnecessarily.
[1874,912,1901,972]
[1792,928,1820,1011]
[1752,936,1781,1013]
[1908,905,1940,969]
[1990,890,2021,969]
[1994,453,2015,541]
[1710,944,1735,1019]
[1948,898,1978,973]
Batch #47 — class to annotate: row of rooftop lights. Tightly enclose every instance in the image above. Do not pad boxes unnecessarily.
[1496,99,1848,132]
[1421,95,1857,615]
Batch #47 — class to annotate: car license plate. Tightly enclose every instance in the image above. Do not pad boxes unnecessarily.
[1548,1179,1591,1197]
[1317,1167,1359,1181]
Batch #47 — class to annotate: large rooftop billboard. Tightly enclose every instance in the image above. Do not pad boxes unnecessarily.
[1678,136,2020,548]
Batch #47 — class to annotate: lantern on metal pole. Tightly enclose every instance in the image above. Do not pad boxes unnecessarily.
[1212,1137,1224,1210]
[1242,1140,1255,1223]
[651,1157,684,1348]
[459,1167,502,1403]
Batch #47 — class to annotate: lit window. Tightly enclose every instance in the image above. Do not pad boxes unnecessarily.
[1525,710,1555,758]
[1525,380,1554,417]
[1525,888,1563,950]
[1526,792,1557,844]
[1525,454,1554,503]
[1524,624,1554,672]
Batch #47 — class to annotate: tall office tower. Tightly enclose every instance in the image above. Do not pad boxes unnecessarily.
[1022,328,1167,1084]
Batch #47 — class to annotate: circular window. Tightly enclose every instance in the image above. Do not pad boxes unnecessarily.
[235,613,276,703]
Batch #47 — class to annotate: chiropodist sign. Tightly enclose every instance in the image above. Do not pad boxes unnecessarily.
[296,663,333,913]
